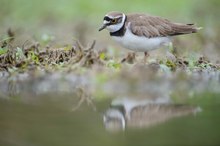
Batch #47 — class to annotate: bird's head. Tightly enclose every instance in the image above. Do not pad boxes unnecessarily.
[99,11,126,33]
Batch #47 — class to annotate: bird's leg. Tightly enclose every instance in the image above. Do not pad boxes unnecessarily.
[144,52,149,57]
[143,52,149,63]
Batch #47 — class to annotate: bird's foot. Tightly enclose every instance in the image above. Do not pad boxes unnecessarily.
[121,52,136,64]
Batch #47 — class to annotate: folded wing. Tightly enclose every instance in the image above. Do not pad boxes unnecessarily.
[127,14,200,38]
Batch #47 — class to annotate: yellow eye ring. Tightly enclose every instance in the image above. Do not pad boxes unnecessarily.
[112,19,117,23]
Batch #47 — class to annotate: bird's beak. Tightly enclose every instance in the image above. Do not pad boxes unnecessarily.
[99,24,107,31]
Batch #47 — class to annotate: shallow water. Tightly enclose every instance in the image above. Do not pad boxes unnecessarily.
[0,93,220,146]
[0,69,220,146]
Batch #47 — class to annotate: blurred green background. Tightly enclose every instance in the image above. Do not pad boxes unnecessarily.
[1,0,220,25]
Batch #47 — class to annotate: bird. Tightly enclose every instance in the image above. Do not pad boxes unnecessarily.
[99,11,201,61]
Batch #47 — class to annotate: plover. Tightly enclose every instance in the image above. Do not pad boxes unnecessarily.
[99,11,201,59]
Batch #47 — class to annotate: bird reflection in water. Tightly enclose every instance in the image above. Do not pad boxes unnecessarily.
[103,97,201,132]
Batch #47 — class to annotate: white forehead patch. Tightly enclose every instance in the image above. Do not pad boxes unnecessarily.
[105,15,122,19]
[103,20,109,24]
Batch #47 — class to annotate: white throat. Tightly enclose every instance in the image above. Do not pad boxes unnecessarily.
[106,13,126,33]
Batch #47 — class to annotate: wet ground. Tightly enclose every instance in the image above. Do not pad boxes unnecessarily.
[0,57,220,145]
[1,32,220,145]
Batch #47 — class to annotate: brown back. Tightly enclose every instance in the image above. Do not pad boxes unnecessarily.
[126,13,199,38]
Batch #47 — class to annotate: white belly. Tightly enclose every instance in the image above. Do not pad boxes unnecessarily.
[112,28,171,52]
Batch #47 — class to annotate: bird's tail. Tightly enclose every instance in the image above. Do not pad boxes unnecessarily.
[187,24,202,33]
[171,23,202,36]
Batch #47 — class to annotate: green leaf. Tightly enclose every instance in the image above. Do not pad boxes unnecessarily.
[29,51,39,63]
[99,52,106,60]
[63,45,71,51]
[0,48,8,55]
[166,59,176,70]
[107,60,121,69]
[0,37,14,43]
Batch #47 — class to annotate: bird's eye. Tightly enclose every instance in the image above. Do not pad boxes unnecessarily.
[111,19,117,23]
